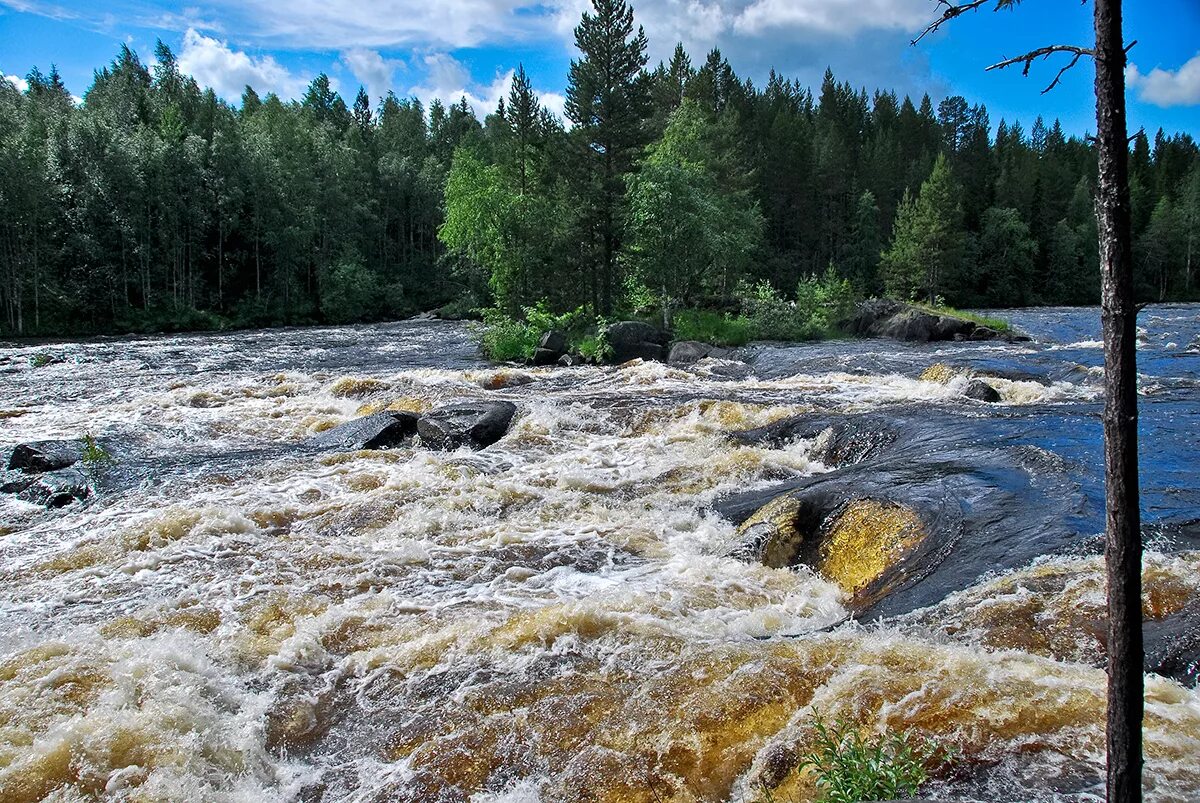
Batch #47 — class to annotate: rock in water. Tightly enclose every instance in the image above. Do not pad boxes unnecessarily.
[848,299,1014,343]
[532,330,568,366]
[8,440,85,473]
[307,412,419,451]
[964,379,1001,403]
[603,321,669,363]
[417,401,518,450]
[17,468,91,508]
[667,341,727,365]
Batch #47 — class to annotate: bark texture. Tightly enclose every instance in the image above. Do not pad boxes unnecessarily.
[1093,0,1143,800]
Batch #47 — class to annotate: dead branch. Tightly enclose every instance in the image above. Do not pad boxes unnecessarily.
[912,0,992,46]
[985,45,1096,93]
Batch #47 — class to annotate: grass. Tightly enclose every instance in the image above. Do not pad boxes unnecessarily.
[784,714,950,803]
[29,352,59,368]
[915,302,1012,333]
[672,309,753,346]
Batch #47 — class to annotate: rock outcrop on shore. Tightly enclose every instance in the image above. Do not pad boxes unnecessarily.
[847,299,1026,343]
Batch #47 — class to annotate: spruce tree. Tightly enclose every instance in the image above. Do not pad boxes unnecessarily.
[564,0,651,313]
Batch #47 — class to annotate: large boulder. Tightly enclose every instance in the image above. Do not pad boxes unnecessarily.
[668,341,731,365]
[417,401,518,450]
[848,300,1014,343]
[603,321,669,363]
[532,330,568,366]
[8,440,85,473]
[307,411,419,451]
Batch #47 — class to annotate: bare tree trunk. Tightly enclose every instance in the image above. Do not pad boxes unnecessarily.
[1094,1,1143,799]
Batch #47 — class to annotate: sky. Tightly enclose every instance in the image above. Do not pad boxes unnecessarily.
[1,0,1198,137]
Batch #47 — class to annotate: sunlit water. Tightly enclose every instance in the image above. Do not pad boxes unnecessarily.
[0,307,1198,802]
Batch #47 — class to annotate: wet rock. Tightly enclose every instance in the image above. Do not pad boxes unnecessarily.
[557,353,578,368]
[7,439,86,473]
[964,379,1001,403]
[668,341,728,365]
[17,468,91,507]
[848,300,1014,343]
[603,321,669,363]
[531,331,567,366]
[731,413,898,467]
[1145,607,1200,687]
[307,411,419,451]
[417,401,518,450]
[719,409,1091,619]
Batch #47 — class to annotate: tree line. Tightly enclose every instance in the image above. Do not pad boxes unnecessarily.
[1,0,1197,337]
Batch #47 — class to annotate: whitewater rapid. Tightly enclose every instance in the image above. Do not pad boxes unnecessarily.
[1,308,1198,802]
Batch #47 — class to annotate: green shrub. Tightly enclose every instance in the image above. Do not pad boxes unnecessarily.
[797,715,949,803]
[79,433,113,470]
[576,333,612,363]
[475,302,590,362]
[673,309,753,346]
[29,353,58,368]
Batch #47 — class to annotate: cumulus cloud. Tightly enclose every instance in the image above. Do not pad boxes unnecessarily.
[408,52,512,116]
[406,52,566,123]
[177,27,309,101]
[2,72,29,92]
[1128,53,1200,108]
[340,48,404,103]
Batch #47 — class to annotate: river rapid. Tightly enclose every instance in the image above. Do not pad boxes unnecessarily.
[0,306,1198,802]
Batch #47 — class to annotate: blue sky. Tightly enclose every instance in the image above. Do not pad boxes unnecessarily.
[2,0,1197,136]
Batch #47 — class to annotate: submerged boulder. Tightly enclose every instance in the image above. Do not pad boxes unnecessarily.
[603,321,669,363]
[8,440,85,473]
[417,401,518,450]
[307,411,419,451]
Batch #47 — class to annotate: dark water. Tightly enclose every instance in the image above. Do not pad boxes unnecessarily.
[0,307,1197,802]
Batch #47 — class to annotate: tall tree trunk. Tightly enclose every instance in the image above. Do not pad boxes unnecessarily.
[1093,1,1143,800]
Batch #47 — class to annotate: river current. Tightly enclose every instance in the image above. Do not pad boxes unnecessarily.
[0,306,1198,802]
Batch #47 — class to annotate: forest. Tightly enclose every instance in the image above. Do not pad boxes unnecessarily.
[1,0,1198,338]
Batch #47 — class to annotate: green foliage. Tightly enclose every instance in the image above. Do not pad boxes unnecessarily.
[475,302,590,362]
[795,267,857,333]
[880,153,963,304]
[735,271,859,342]
[28,353,58,368]
[798,715,949,803]
[624,100,764,326]
[1,16,1197,339]
[914,301,1011,332]
[576,333,613,363]
[672,309,752,346]
[79,433,113,469]
[321,258,387,324]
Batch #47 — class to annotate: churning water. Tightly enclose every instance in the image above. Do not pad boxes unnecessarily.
[0,307,1198,802]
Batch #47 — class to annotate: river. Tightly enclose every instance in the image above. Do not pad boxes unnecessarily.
[0,306,1198,802]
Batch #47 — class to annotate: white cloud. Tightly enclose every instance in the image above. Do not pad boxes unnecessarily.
[1128,52,1200,108]
[208,0,544,50]
[407,53,566,123]
[409,52,511,117]
[340,48,404,104]
[177,27,310,101]
[734,0,928,36]
[2,72,29,93]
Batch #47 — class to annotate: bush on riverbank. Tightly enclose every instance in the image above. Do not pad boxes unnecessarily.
[913,301,1012,333]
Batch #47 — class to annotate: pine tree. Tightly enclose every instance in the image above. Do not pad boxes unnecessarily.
[879,154,962,303]
[564,0,651,313]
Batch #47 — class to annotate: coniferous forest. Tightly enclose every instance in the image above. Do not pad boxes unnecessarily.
[1,0,1198,338]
